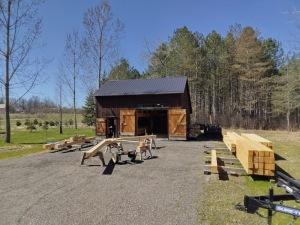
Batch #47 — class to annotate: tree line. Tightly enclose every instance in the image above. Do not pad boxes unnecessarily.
[106,25,299,130]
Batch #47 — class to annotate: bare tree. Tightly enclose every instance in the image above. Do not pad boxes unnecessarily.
[61,29,83,129]
[56,75,64,134]
[82,0,124,88]
[0,0,47,143]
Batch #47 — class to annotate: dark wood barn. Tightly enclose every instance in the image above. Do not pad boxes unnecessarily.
[94,76,192,140]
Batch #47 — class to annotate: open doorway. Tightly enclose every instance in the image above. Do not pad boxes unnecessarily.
[106,116,119,138]
[136,110,168,137]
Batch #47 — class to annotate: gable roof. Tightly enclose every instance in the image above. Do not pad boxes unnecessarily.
[94,76,188,96]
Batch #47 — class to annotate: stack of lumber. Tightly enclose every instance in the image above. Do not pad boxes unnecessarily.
[241,133,272,149]
[43,135,93,150]
[224,132,275,176]
[223,132,243,153]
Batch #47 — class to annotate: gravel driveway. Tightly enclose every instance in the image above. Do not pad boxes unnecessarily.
[0,139,219,225]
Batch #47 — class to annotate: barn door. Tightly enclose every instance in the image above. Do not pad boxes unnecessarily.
[96,118,106,136]
[120,109,135,135]
[168,109,186,140]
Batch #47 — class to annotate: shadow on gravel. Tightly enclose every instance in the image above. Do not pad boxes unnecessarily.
[102,156,158,175]
[102,159,116,175]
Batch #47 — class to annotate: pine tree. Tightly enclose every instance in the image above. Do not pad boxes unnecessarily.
[82,92,96,126]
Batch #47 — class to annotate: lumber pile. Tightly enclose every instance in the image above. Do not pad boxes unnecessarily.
[223,132,243,153]
[241,133,273,149]
[43,135,93,150]
[223,132,275,176]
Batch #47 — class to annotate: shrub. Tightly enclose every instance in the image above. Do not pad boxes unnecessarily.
[24,119,30,126]
[42,121,49,131]
[16,120,22,126]
[26,122,36,132]
[33,119,39,125]
[49,121,55,126]
[69,119,74,126]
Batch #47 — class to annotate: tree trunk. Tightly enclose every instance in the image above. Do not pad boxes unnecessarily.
[5,1,11,143]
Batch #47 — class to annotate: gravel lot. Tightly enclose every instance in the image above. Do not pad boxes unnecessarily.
[0,139,220,225]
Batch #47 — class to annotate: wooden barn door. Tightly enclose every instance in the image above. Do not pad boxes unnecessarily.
[96,118,106,136]
[120,109,136,135]
[168,109,187,140]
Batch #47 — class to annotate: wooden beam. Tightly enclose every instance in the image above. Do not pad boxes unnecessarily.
[82,135,157,160]
[241,133,272,149]
[211,150,218,173]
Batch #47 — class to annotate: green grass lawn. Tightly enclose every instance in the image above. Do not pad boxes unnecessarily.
[0,127,95,160]
[199,130,300,225]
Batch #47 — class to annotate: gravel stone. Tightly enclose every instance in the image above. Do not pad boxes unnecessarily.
[0,139,219,225]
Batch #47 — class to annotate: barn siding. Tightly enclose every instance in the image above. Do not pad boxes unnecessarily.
[95,78,192,140]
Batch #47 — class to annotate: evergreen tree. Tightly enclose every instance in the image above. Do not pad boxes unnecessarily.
[82,91,96,126]
[108,58,140,80]
[273,56,300,130]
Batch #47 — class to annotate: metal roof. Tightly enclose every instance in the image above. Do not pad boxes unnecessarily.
[94,76,188,96]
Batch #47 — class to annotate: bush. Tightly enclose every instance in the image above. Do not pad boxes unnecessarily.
[33,119,39,125]
[49,121,55,126]
[24,119,30,126]
[16,120,22,126]
[42,122,48,131]
[69,119,74,126]
[26,122,36,132]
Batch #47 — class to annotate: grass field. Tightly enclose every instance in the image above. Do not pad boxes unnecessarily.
[0,126,95,160]
[198,130,300,225]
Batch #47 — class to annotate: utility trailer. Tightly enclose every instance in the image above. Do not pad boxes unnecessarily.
[236,171,300,225]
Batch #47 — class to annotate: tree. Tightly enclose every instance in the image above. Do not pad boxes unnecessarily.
[273,55,300,130]
[82,91,96,126]
[108,58,140,80]
[55,74,64,134]
[0,0,47,143]
[26,121,36,132]
[61,29,83,129]
[82,0,124,88]
[232,27,272,128]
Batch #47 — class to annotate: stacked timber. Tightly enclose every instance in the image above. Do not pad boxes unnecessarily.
[241,133,272,149]
[224,132,275,176]
[43,135,92,150]
[223,132,243,153]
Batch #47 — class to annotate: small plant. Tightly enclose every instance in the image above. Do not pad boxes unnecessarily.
[49,121,55,126]
[24,119,30,126]
[64,121,69,127]
[26,121,36,132]
[33,119,39,125]
[69,119,74,126]
[42,121,49,131]
[16,120,22,126]
[42,121,49,139]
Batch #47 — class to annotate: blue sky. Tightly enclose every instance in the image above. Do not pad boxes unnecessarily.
[31,0,299,106]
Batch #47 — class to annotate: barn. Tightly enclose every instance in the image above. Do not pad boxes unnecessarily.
[94,76,192,140]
